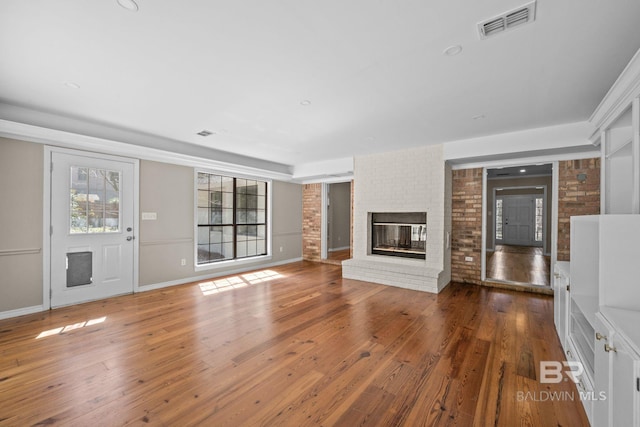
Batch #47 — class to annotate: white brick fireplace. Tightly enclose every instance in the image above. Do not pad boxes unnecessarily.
[342,145,451,293]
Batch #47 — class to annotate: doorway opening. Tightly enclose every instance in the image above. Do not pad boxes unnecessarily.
[321,181,352,265]
[484,164,552,287]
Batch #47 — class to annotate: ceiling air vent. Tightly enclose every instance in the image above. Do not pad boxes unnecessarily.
[478,1,536,40]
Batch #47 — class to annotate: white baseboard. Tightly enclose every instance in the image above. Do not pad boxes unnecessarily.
[328,246,350,252]
[0,305,45,321]
[137,257,304,293]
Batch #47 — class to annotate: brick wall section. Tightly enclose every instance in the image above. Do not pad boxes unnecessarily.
[557,158,601,261]
[303,183,322,261]
[451,168,483,285]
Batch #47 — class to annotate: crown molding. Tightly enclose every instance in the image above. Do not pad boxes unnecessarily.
[589,47,640,131]
[0,119,293,181]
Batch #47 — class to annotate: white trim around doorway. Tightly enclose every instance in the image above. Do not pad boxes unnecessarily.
[480,161,559,288]
[43,146,140,310]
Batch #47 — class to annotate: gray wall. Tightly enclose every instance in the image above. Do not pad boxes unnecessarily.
[0,139,302,314]
[138,160,303,286]
[0,138,44,312]
[328,182,351,251]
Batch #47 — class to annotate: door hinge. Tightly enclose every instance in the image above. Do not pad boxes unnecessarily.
[50,288,52,298]
[50,161,53,173]
[637,377,639,392]
[566,284,570,292]
[50,226,53,236]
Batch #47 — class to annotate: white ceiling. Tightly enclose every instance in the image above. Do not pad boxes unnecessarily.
[1,0,640,172]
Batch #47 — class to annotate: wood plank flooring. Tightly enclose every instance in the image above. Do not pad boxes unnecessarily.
[323,249,351,265]
[0,262,588,426]
[486,245,551,287]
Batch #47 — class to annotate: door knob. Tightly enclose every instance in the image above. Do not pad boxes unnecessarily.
[604,343,617,353]
[127,227,133,232]
[126,236,135,241]
[596,332,607,341]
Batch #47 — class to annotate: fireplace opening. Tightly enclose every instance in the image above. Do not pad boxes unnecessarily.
[370,212,426,259]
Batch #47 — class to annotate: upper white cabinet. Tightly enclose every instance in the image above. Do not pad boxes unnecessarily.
[570,215,640,312]
[590,48,640,215]
[604,107,634,214]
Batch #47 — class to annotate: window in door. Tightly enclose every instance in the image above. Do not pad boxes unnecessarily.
[70,167,121,234]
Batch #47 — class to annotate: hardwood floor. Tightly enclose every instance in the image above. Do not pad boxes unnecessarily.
[323,249,351,265]
[0,262,588,426]
[486,244,551,287]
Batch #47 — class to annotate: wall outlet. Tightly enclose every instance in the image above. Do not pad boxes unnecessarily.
[465,256,473,262]
[180,258,186,266]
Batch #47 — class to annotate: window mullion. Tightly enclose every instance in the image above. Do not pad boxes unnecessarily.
[233,177,237,260]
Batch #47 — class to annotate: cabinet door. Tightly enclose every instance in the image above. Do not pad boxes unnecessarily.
[609,337,637,427]
[593,315,613,426]
[554,274,568,348]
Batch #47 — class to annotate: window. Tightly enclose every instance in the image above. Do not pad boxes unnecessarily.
[70,167,120,234]
[535,196,543,242]
[196,172,268,265]
[495,198,503,240]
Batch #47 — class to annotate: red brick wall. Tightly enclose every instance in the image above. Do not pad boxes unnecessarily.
[557,158,601,261]
[303,183,322,261]
[451,168,483,284]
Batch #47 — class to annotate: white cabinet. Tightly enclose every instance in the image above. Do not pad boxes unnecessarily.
[554,261,570,348]
[566,215,640,426]
[593,309,640,427]
[570,215,640,312]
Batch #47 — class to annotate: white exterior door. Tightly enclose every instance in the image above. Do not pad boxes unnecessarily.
[501,195,535,246]
[50,151,136,308]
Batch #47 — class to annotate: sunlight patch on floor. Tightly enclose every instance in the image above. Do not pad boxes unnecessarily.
[198,269,284,296]
[36,316,107,339]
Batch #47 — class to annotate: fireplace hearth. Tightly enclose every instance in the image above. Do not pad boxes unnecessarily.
[370,212,427,259]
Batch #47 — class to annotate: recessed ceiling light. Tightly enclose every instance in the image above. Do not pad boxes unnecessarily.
[117,0,139,12]
[64,82,80,89]
[300,100,311,106]
[520,169,526,173]
[443,45,463,56]
[472,114,485,120]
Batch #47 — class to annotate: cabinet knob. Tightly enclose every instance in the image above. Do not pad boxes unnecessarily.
[595,332,607,341]
[604,343,617,353]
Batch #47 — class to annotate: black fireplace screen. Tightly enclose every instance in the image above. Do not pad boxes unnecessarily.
[371,212,426,259]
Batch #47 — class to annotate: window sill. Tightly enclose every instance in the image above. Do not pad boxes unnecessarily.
[194,254,272,273]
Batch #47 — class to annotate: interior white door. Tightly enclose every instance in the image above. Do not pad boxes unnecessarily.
[50,151,135,308]
[501,195,535,246]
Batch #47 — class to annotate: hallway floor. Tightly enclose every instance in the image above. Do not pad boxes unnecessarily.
[486,244,550,287]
